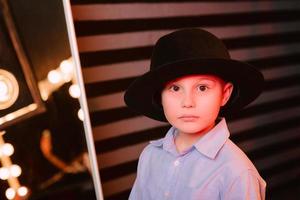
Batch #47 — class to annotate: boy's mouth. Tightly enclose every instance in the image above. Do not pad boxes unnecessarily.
[178,115,199,121]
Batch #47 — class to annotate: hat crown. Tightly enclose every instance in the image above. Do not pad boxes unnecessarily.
[150,28,230,70]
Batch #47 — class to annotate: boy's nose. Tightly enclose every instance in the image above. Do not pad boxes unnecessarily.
[181,93,195,108]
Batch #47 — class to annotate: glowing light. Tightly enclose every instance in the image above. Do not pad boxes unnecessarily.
[0,69,19,110]
[0,81,9,101]
[60,59,73,74]
[5,113,15,121]
[60,59,74,82]
[0,167,10,180]
[5,188,16,200]
[17,186,28,197]
[40,89,49,101]
[1,104,40,126]
[69,84,80,98]
[10,164,21,177]
[1,143,14,156]
[77,109,84,121]
[47,70,62,84]
[28,103,37,111]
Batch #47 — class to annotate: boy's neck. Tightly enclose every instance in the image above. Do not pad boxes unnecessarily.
[174,122,216,154]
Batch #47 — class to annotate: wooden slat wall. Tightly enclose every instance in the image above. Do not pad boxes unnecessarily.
[71,1,300,199]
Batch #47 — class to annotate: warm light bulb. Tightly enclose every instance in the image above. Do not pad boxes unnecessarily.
[10,164,21,177]
[0,69,19,109]
[60,59,73,74]
[17,186,28,197]
[0,167,10,180]
[69,84,80,98]
[40,89,49,101]
[1,143,14,156]
[0,80,9,101]
[77,109,84,121]
[47,70,62,84]
[5,188,15,200]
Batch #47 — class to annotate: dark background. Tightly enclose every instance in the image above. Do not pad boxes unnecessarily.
[71,0,300,200]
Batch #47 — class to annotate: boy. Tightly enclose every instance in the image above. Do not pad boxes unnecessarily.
[124,28,266,200]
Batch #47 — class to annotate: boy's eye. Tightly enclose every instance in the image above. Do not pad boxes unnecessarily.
[170,85,180,91]
[198,85,208,91]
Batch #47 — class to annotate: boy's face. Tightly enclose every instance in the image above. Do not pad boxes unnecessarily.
[161,74,233,136]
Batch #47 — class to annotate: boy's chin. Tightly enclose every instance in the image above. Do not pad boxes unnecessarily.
[176,124,214,135]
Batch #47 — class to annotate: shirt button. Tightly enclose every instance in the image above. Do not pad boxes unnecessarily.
[174,159,180,166]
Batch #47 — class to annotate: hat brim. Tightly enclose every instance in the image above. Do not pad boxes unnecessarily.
[124,58,264,122]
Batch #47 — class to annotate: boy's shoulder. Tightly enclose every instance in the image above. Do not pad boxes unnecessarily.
[219,139,260,175]
[138,137,165,158]
[144,137,164,152]
[136,138,165,170]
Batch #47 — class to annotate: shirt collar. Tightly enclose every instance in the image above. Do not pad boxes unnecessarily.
[149,118,230,159]
[149,126,178,155]
[193,118,230,159]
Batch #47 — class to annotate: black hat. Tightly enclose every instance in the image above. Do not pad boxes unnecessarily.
[124,28,264,122]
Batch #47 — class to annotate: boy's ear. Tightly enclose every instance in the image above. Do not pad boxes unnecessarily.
[221,82,234,106]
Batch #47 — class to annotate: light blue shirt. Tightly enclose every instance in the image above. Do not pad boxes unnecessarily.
[129,118,266,200]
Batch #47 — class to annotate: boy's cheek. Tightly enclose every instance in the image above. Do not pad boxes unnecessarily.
[161,96,180,108]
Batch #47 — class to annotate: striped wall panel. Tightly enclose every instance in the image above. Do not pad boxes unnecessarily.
[71,1,300,199]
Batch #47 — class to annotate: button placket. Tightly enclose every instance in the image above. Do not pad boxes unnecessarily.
[164,157,182,199]
[174,159,180,167]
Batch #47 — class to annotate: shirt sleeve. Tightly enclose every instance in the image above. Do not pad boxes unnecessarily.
[129,175,142,200]
[224,170,266,200]
[129,145,150,200]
